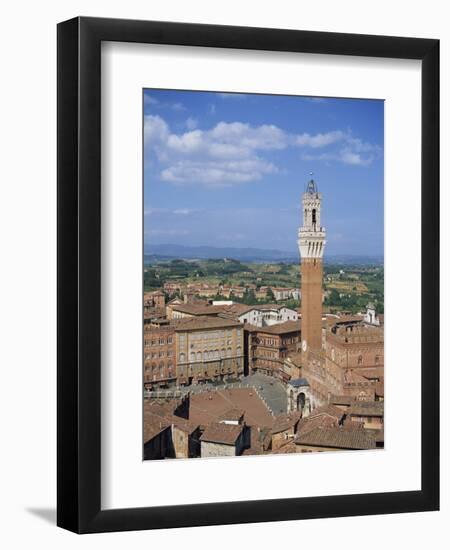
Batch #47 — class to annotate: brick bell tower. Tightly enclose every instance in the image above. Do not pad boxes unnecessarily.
[298,174,326,354]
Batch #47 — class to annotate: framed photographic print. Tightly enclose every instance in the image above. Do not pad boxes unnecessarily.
[57,17,439,533]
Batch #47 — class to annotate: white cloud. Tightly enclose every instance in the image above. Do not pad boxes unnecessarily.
[295,130,346,148]
[173,208,193,215]
[160,158,277,187]
[144,115,380,185]
[144,94,159,106]
[171,102,186,111]
[185,117,198,130]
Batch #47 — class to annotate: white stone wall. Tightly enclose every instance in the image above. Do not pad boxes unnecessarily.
[201,441,236,458]
[238,306,298,327]
[298,190,326,259]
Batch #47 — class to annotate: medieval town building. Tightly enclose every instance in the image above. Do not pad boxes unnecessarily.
[143,175,384,459]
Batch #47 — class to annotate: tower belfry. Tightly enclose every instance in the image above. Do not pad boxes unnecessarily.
[298,175,326,353]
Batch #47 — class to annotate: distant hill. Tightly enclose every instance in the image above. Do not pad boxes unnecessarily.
[144,243,383,265]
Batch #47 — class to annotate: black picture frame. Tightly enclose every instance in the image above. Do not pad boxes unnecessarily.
[57,16,439,534]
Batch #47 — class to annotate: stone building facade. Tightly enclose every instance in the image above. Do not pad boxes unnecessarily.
[175,316,244,384]
[200,423,247,457]
[144,290,165,316]
[143,324,176,388]
[246,320,301,379]
[326,316,384,372]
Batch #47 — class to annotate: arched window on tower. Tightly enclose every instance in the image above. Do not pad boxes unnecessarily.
[312,208,317,227]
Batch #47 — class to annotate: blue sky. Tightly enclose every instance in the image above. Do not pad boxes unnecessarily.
[143,89,384,256]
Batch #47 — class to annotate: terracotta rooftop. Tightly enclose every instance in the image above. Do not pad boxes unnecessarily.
[143,410,171,443]
[172,316,241,331]
[200,422,243,445]
[271,412,302,434]
[144,400,198,440]
[144,398,183,418]
[248,303,295,311]
[246,320,301,335]
[169,303,228,315]
[348,401,384,417]
[296,414,339,437]
[218,408,245,422]
[295,426,376,450]
[171,418,199,434]
[189,388,273,428]
[308,404,345,421]
[330,395,356,406]
[272,441,298,454]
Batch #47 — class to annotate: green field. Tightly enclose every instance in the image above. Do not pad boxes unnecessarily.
[144,258,384,313]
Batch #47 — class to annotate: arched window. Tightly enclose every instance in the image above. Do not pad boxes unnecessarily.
[358,355,363,365]
[298,392,306,411]
[179,352,185,362]
[312,208,316,225]
[197,351,201,361]
[190,351,195,362]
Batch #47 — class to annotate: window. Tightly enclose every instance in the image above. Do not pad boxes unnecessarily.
[375,355,380,364]
[358,355,363,365]
[179,352,185,362]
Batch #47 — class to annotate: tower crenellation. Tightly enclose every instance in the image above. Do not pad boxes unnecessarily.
[298,176,326,259]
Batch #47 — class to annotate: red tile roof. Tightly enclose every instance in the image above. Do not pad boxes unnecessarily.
[200,423,243,445]
[295,426,376,450]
